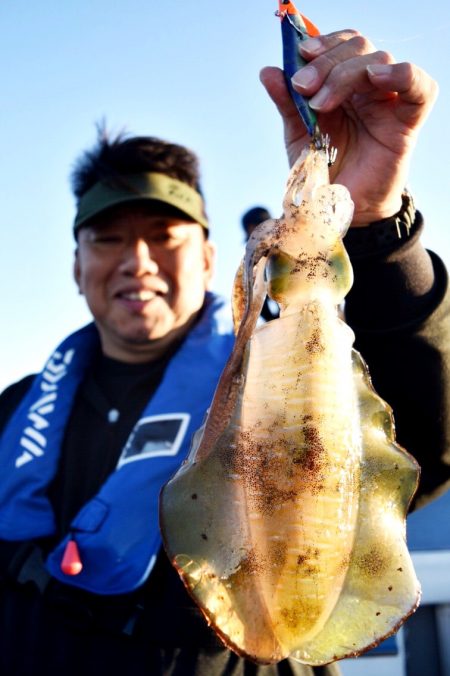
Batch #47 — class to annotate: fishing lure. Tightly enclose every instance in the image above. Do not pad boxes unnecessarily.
[277,0,321,146]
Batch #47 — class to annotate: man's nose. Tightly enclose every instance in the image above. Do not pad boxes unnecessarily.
[119,238,159,275]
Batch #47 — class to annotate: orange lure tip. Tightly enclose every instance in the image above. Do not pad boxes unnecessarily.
[61,539,83,576]
[277,1,320,36]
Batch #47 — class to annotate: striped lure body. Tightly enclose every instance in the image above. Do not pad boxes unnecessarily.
[278,0,321,140]
[160,143,420,665]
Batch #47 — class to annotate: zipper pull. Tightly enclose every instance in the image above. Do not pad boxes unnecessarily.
[61,538,83,576]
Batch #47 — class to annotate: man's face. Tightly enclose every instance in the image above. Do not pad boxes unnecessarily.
[74,206,214,362]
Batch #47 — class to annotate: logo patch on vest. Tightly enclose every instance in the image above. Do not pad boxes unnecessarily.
[118,413,190,467]
[16,348,75,468]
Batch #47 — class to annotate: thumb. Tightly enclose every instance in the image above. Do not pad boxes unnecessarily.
[260,66,299,121]
[260,66,310,165]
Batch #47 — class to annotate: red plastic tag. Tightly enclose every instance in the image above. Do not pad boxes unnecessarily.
[61,539,83,576]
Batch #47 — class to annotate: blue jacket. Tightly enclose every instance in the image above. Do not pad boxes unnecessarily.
[0,293,234,594]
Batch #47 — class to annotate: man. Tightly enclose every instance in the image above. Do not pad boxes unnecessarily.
[0,29,448,676]
[241,206,272,240]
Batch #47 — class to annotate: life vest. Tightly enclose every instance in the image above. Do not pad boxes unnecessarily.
[0,293,234,594]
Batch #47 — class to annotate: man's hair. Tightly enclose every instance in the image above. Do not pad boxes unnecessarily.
[71,127,204,203]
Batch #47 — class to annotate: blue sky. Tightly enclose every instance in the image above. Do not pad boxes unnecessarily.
[0,0,449,390]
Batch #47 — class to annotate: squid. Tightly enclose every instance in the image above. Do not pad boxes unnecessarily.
[159,139,420,665]
[160,2,420,666]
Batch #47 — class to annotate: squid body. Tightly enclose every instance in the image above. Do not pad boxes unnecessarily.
[160,143,420,665]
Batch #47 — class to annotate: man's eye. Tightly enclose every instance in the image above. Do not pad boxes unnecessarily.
[150,232,181,246]
[92,234,123,245]
[151,233,170,243]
